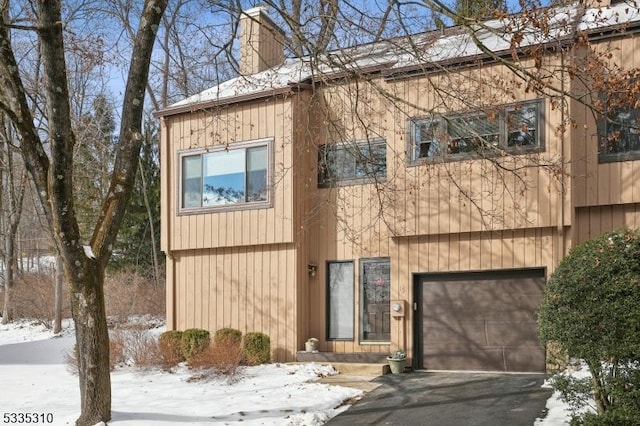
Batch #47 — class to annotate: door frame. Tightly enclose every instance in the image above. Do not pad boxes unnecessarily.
[359,257,391,344]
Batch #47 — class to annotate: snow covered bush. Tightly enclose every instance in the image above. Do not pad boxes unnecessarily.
[538,228,640,424]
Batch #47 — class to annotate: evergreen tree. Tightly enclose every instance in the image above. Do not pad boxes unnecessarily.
[110,120,161,277]
[73,94,116,237]
[453,0,506,24]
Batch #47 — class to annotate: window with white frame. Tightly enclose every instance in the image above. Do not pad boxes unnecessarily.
[598,87,640,162]
[409,100,544,162]
[318,137,387,187]
[327,261,355,340]
[179,139,271,211]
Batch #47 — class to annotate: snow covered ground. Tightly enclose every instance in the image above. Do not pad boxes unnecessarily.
[535,366,595,426]
[0,318,589,426]
[0,319,361,426]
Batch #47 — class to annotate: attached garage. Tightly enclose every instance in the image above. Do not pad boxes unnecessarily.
[414,268,546,372]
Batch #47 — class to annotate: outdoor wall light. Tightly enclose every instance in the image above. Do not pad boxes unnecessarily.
[308,263,317,277]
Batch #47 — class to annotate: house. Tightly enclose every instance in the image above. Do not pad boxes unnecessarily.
[155,1,640,372]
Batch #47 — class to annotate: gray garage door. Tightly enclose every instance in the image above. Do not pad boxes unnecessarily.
[417,269,545,372]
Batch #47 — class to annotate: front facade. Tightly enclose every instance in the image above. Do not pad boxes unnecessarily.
[157,3,640,371]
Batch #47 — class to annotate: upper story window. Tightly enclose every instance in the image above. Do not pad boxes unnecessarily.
[598,85,640,162]
[409,99,544,162]
[179,138,272,212]
[318,137,387,187]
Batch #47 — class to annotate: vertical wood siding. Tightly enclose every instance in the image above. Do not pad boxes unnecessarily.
[313,58,568,240]
[391,228,558,360]
[164,97,296,251]
[573,35,640,207]
[173,244,298,362]
[162,37,640,360]
[575,203,640,243]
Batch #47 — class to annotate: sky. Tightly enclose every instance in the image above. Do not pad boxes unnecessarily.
[0,317,592,426]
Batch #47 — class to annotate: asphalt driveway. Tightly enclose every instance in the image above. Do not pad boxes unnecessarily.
[326,371,552,426]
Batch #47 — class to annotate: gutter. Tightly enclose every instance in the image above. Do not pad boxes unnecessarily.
[154,85,306,118]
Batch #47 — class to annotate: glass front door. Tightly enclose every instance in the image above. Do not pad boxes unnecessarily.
[361,258,391,342]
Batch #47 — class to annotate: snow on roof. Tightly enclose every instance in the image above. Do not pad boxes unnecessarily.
[392,6,578,68]
[170,58,313,108]
[160,3,640,115]
[578,2,640,31]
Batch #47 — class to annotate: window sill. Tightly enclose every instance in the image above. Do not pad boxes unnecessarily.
[598,152,640,163]
[318,177,387,188]
[407,146,545,167]
[358,341,391,346]
[177,200,273,216]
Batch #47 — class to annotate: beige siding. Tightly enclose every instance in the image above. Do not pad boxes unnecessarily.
[573,34,640,208]
[162,97,296,252]
[575,203,640,244]
[313,57,570,240]
[303,183,391,354]
[303,224,559,356]
[161,27,640,363]
[390,228,557,361]
[172,244,298,362]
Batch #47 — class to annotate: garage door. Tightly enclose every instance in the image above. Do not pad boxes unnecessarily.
[416,269,545,372]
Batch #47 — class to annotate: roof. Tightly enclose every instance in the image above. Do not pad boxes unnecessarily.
[156,3,640,118]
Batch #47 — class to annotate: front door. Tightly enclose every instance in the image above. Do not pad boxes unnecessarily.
[361,258,391,342]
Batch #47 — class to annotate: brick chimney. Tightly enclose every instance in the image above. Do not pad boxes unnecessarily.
[240,6,286,75]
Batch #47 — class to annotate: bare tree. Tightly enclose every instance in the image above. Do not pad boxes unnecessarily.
[211,1,636,240]
[0,118,27,324]
[0,1,166,424]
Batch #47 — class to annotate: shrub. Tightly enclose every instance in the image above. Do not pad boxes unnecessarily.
[159,330,185,368]
[122,326,162,368]
[189,337,243,377]
[181,328,211,362]
[538,228,640,423]
[103,270,165,323]
[109,333,127,370]
[214,328,242,346]
[66,336,125,374]
[574,409,640,426]
[242,332,270,365]
[11,273,71,326]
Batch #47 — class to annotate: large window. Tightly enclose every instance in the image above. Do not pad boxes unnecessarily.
[318,138,387,187]
[180,139,271,211]
[409,100,544,162]
[599,90,640,162]
[360,258,391,343]
[327,261,354,340]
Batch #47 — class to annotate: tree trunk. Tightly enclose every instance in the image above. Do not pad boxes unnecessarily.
[0,1,166,423]
[53,255,63,334]
[0,120,26,325]
[588,360,610,414]
[2,235,14,324]
[70,260,111,426]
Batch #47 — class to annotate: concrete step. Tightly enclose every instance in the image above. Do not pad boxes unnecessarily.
[329,362,390,375]
[317,372,383,392]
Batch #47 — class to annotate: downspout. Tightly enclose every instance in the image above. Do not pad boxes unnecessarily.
[556,7,585,265]
[557,49,567,268]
